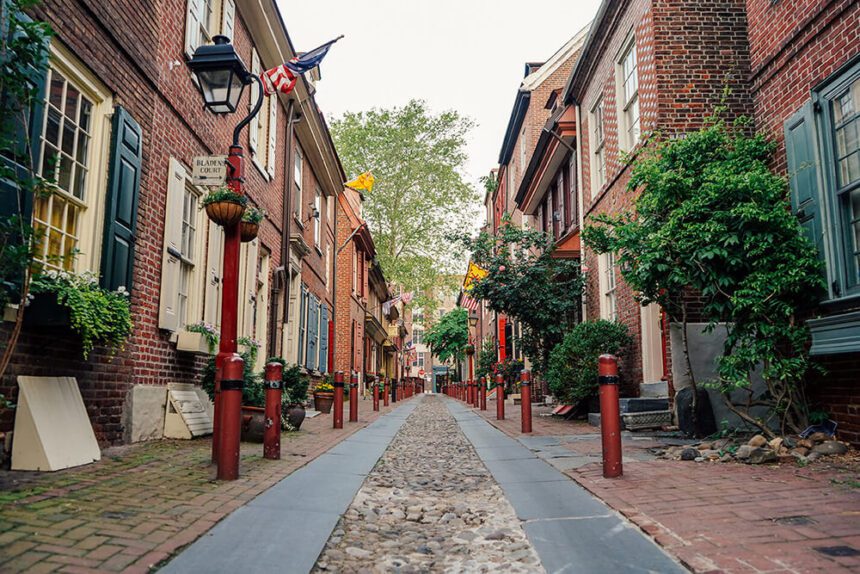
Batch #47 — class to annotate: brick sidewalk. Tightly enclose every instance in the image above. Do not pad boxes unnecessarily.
[475,397,860,574]
[0,395,416,574]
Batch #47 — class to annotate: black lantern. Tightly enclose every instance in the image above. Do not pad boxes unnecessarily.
[186,35,250,114]
[468,311,479,328]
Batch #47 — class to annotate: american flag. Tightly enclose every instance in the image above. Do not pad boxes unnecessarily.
[261,36,343,96]
[461,293,479,312]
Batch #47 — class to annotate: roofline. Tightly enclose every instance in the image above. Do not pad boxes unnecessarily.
[522,23,591,92]
[513,105,564,206]
[562,0,622,105]
[498,89,531,165]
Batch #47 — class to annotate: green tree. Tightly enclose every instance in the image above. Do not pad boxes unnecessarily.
[455,218,584,373]
[424,307,469,364]
[331,100,479,309]
[583,116,824,436]
[475,338,497,380]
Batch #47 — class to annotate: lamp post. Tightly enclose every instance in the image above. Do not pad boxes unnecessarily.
[187,36,264,480]
[468,311,478,406]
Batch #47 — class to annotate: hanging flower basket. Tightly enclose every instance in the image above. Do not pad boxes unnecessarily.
[202,188,247,227]
[240,206,264,242]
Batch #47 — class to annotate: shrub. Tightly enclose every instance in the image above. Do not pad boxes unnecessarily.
[546,320,632,406]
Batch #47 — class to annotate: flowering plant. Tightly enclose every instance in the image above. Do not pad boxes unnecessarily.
[186,321,218,353]
[242,206,264,224]
[314,382,334,393]
[201,186,247,207]
[30,270,133,359]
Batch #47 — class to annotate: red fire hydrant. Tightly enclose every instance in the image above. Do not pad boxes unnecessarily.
[495,373,505,420]
[520,370,533,434]
[599,354,623,478]
[372,377,380,411]
[349,372,359,422]
[263,361,283,460]
[333,371,345,429]
[218,353,244,480]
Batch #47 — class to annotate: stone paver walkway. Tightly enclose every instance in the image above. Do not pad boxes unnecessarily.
[0,395,408,574]
[314,395,543,573]
[477,398,860,573]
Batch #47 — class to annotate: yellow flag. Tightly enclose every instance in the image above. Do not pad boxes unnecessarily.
[463,261,488,292]
[345,171,375,193]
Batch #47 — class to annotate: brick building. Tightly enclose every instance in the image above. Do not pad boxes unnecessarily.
[0,0,342,445]
[745,0,859,442]
[562,0,754,402]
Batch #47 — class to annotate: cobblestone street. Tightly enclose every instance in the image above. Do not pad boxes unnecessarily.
[314,396,542,573]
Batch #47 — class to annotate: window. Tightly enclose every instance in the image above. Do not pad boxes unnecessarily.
[617,36,641,150]
[352,248,357,293]
[599,251,618,321]
[33,49,112,273]
[313,188,321,247]
[248,49,276,179]
[413,310,424,325]
[832,75,860,288]
[568,155,578,228]
[185,0,235,57]
[293,143,303,219]
[417,354,425,369]
[177,186,200,327]
[413,327,424,345]
[591,97,606,191]
[557,171,566,231]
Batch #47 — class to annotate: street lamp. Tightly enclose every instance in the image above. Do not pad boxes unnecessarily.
[187,35,265,481]
[467,311,479,405]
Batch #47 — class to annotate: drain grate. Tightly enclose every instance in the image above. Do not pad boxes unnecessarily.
[815,546,860,557]
[772,515,816,526]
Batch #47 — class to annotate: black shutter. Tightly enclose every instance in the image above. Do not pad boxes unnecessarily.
[784,101,825,259]
[100,107,142,292]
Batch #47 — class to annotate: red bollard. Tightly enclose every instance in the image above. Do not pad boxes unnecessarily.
[217,354,244,480]
[495,374,505,420]
[383,378,389,407]
[599,354,623,478]
[349,372,359,422]
[520,370,533,434]
[373,377,380,411]
[480,376,487,410]
[263,362,283,460]
[333,371,345,429]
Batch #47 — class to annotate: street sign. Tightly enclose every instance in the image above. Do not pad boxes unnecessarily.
[192,155,228,186]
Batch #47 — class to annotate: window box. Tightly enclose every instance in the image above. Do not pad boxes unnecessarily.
[176,330,212,354]
[808,311,860,355]
[23,292,71,328]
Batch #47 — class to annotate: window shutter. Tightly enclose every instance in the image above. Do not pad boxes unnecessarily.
[158,158,186,331]
[319,305,329,373]
[0,7,47,301]
[307,296,318,370]
[267,96,277,177]
[184,0,202,58]
[784,101,825,260]
[204,219,224,328]
[243,238,259,338]
[100,107,142,292]
[249,50,260,154]
[220,0,235,40]
[297,283,306,365]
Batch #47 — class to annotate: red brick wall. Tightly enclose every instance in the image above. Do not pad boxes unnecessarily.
[0,0,297,444]
[745,0,860,444]
[578,0,752,395]
[333,195,367,378]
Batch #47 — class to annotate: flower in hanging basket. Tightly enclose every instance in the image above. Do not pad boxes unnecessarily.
[240,206,264,242]
[202,187,247,227]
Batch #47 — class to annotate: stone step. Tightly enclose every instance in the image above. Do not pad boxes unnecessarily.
[640,380,668,398]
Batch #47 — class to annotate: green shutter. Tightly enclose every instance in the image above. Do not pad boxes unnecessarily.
[784,101,826,260]
[297,283,306,364]
[307,295,318,371]
[100,107,142,292]
[319,305,328,373]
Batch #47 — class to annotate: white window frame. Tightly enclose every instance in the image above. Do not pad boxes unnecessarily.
[293,143,304,222]
[603,252,618,322]
[616,34,641,151]
[177,181,206,329]
[185,0,235,58]
[590,96,606,192]
[33,42,113,274]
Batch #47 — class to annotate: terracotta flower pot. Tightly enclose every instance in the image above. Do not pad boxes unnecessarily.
[240,221,259,242]
[205,200,245,227]
[314,391,334,414]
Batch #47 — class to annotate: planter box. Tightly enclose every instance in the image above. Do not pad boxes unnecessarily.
[176,331,212,354]
[23,292,71,328]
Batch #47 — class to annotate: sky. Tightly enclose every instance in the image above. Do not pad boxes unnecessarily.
[277,0,601,194]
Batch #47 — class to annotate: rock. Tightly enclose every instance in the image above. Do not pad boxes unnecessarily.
[811,441,849,456]
[791,452,809,464]
[798,438,814,449]
[735,445,754,459]
[748,434,768,447]
[719,454,733,462]
[809,432,832,443]
[777,454,795,464]
[406,513,421,522]
[694,456,705,462]
[807,451,822,462]
[680,447,699,461]
[746,447,778,464]
[790,446,810,457]
[453,531,477,543]
[697,442,712,451]
[768,437,784,451]
[783,437,797,449]
[485,530,507,541]
[712,438,732,451]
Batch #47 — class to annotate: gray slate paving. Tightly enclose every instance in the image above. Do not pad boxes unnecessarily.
[447,400,687,574]
[161,398,420,574]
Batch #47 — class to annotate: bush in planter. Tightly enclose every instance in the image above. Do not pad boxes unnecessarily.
[201,187,247,227]
[264,357,309,405]
[29,270,133,359]
[200,338,262,404]
[546,320,632,407]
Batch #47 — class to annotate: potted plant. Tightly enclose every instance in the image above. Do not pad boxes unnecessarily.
[28,270,133,359]
[266,357,309,430]
[178,321,218,354]
[202,186,247,227]
[241,206,264,242]
[313,377,335,414]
